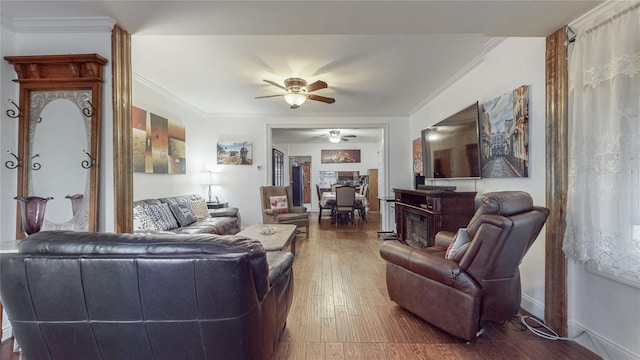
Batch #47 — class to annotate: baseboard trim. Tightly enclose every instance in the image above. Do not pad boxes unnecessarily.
[520,292,544,320]
[519,294,638,360]
[568,320,640,360]
[1,325,11,342]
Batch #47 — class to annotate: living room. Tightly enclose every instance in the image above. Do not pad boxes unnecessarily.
[1,1,639,359]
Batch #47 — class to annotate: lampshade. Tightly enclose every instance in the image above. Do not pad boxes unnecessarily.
[283,93,307,108]
[201,171,220,185]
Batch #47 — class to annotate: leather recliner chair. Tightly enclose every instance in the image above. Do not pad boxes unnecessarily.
[0,230,294,360]
[380,191,549,341]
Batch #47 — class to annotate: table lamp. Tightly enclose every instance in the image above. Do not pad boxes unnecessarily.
[201,171,220,202]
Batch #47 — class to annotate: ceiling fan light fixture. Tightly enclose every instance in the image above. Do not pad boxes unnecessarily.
[328,130,341,143]
[284,93,307,108]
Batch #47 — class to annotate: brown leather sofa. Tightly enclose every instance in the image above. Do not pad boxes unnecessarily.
[0,230,293,360]
[134,194,241,235]
[380,191,549,341]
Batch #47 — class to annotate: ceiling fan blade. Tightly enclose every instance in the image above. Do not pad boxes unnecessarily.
[307,94,335,104]
[342,135,356,138]
[305,80,328,93]
[254,94,284,99]
[263,79,286,91]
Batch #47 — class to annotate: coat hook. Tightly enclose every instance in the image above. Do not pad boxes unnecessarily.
[81,150,95,169]
[82,98,95,117]
[31,154,41,170]
[6,99,21,118]
[5,151,21,169]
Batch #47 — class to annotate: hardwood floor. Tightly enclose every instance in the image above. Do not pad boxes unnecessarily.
[1,214,601,360]
[276,215,600,360]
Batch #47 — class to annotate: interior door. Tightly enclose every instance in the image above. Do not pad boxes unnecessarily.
[300,161,311,203]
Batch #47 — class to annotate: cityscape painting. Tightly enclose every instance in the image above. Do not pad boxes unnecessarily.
[480,85,529,178]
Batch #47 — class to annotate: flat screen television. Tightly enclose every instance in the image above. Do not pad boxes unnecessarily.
[421,102,481,180]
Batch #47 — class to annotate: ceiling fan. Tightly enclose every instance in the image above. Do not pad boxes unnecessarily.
[255,77,336,109]
[326,130,356,143]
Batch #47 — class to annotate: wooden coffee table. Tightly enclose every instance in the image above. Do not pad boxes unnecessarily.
[237,224,297,254]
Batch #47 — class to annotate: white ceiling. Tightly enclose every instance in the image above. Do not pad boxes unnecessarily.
[2,0,603,142]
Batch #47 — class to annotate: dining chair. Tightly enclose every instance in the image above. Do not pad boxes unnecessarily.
[333,185,356,226]
[355,184,368,223]
[317,184,335,221]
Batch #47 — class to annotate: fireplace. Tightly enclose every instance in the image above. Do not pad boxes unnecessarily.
[394,189,476,249]
[404,210,430,249]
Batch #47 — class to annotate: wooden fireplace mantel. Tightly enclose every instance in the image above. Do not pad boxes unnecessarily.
[393,188,476,248]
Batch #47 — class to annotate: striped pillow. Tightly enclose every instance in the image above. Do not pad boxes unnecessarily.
[145,203,179,231]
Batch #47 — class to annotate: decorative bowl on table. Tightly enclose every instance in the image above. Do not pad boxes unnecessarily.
[260,226,276,235]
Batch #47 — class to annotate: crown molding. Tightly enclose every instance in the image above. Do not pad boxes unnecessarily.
[569,0,640,32]
[133,73,208,118]
[410,37,504,114]
[8,17,115,33]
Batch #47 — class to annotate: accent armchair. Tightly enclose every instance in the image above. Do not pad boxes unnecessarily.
[379,191,549,341]
[260,186,310,238]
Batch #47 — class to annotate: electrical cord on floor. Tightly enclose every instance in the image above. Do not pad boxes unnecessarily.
[519,314,571,340]
[517,314,604,358]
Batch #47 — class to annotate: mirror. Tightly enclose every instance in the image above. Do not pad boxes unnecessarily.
[29,91,92,229]
[5,54,107,238]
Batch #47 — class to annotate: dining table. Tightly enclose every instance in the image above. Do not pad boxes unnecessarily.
[321,191,368,224]
[320,192,367,207]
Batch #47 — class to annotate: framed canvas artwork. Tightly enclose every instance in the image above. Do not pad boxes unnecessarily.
[217,141,253,165]
[132,106,186,174]
[480,85,529,178]
[321,149,361,164]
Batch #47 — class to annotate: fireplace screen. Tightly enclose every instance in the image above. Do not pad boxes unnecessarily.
[405,211,428,249]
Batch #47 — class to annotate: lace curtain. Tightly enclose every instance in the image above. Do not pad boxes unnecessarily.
[563,2,640,281]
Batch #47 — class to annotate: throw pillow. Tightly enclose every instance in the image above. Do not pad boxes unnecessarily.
[133,204,158,232]
[145,203,179,231]
[169,203,198,228]
[188,199,210,219]
[445,228,471,260]
[452,242,471,262]
[269,195,289,214]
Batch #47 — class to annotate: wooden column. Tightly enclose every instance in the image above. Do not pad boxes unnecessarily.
[112,24,133,233]
[545,26,569,337]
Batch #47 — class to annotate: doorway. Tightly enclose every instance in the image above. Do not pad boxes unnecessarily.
[290,156,312,205]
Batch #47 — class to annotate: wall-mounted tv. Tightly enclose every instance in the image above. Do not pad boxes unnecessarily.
[421,102,481,180]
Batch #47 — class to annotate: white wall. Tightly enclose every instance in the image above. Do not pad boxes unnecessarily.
[132,76,410,227]
[411,37,640,360]
[208,116,408,227]
[132,77,213,200]
[411,37,547,317]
